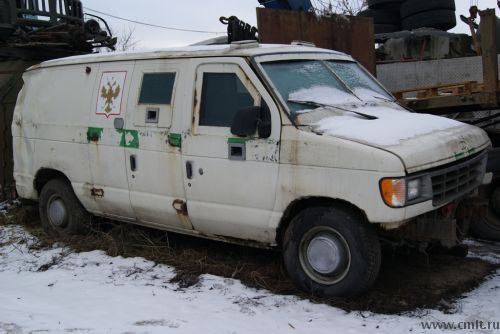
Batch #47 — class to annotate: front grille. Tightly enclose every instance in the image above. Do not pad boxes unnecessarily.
[431,152,487,206]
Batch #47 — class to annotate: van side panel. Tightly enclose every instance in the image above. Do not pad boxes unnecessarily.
[12,80,36,199]
[13,65,94,203]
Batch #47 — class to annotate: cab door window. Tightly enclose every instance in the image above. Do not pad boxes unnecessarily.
[199,73,254,127]
[194,64,260,135]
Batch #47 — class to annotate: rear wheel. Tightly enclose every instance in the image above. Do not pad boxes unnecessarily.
[283,205,381,297]
[39,178,91,235]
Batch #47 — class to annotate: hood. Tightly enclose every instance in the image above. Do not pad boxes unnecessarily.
[298,103,491,173]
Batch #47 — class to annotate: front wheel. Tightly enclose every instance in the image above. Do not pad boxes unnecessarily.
[283,206,381,297]
[471,208,500,241]
[39,178,91,235]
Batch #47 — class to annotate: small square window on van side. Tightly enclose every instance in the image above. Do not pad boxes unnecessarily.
[139,73,176,105]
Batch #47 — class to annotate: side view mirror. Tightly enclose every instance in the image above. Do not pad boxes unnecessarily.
[231,105,272,138]
[231,106,260,137]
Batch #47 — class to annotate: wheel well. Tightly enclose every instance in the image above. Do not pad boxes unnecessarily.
[276,197,369,247]
[34,169,70,194]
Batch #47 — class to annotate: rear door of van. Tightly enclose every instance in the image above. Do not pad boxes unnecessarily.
[87,61,135,220]
[123,60,191,230]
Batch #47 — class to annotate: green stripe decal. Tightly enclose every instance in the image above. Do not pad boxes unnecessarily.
[454,148,476,160]
[169,133,182,147]
[120,130,139,149]
[228,137,248,144]
[87,127,103,142]
[88,127,139,148]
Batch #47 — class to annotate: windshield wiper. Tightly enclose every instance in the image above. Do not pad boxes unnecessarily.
[372,95,394,102]
[289,100,378,120]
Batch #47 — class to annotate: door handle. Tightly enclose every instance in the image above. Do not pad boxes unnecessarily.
[186,161,193,179]
[130,155,137,172]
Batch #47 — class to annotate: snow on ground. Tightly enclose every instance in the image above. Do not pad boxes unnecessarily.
[0,224,499,334]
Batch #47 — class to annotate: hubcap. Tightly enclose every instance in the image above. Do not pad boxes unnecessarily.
[299,227,351,285]
[307,234,344,274]
[47,196,68,227]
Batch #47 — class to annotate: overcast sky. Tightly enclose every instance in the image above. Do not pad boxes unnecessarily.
[81,0,500,49]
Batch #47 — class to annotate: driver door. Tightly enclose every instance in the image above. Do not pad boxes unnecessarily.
[181,60,281,242]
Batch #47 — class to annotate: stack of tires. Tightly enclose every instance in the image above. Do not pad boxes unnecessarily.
[401,0,456,31]
[0,0,15,41]
[358,0,456,34]
[358,0,404,34]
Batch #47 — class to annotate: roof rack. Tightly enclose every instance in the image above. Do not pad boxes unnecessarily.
[230,40,259,50]
[291,40,316,47]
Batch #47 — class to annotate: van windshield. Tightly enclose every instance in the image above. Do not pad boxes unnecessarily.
[260,60,394,117]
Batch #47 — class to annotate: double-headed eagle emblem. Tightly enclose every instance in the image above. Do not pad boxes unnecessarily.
[100,81,121,114]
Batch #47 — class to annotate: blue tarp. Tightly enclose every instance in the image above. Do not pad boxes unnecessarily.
[258,0,312,11]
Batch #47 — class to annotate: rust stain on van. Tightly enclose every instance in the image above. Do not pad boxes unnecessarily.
[87,127,103,143]
[172,199,193,230]
[173,199,188,215]
[193,87,198,110]
[91,188,104,198]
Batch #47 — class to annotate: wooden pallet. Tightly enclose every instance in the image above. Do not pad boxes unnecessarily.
[393,81,487,100]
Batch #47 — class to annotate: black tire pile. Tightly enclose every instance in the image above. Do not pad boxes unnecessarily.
[0,1,15,40]
[358,0,456,34]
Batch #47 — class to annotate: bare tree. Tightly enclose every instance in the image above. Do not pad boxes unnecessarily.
[312,0,367,16]
[110,26,139,52]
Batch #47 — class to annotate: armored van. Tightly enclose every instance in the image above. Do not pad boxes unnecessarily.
[12,42,491,296]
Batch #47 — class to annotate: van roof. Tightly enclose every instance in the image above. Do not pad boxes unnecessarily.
[32,44,353,70]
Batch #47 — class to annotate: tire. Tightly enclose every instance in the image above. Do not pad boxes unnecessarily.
[401,0,456,19]
[358,8,400,25]
[374,23,401,34]
[39,178,91,235]
[0,2,10,22]
[402,9,457,31]
[367,0,403,9]
[471,209,500,241]
[0,24,14,40]
[282,205,381,297]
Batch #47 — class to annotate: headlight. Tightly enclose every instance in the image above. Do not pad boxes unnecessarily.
[380,176,432,208]
[407,179,421,201]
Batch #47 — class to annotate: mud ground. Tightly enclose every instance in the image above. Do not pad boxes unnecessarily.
[1,204,498,315]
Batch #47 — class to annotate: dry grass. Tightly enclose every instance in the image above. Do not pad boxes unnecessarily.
[1,203,497,315]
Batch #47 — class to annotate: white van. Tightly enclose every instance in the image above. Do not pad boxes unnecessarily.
[12,42,490,297]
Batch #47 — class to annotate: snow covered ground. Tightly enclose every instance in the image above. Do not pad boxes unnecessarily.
[0,224,499,334]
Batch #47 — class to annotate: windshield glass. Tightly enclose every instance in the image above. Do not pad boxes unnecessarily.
[325,61,391,101]
[261,60,393,115]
